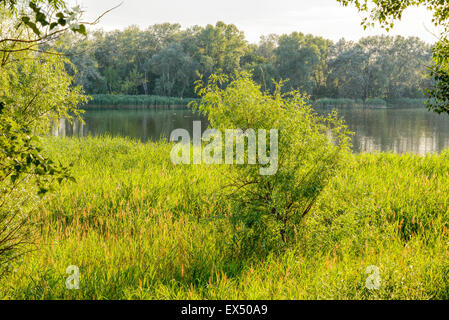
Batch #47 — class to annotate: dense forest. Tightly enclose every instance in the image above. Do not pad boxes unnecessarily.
[55,22,434,103]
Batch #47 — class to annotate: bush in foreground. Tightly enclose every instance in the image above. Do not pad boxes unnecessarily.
[192,73,352,252]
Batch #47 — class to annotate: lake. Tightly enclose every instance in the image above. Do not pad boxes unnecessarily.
[52,106,449,154]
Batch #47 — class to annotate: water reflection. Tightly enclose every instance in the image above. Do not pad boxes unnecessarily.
[53,108,209,142]
[53,106,449,154]
[316,107,449,154]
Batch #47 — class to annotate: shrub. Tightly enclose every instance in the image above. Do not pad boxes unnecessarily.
[0,8,86,271]
[191,72,352,254]
[0,114,72,271]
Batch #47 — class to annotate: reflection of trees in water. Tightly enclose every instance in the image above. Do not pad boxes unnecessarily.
[315,107,449,154]
[53,118,87,138]
[337,108,449,154]
[52,118,66,137]
[60,108,208,142]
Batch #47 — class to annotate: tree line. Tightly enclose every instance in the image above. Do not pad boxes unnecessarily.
[55,22,433,103]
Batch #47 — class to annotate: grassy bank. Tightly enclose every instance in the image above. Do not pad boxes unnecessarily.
[1,136,449,300]
[313,98,427,108]
[86,95,199,108]
[86,95,426,109]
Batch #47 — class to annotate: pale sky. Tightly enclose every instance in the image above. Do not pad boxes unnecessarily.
[71,0,440,44]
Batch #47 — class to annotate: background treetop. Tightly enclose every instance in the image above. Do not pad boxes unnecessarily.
[337,0,449,113]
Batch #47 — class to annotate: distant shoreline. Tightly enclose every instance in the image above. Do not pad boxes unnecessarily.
[312,97,427,109]
[85,94,199,109]
[83,95,427,110]
[81,104,191,110]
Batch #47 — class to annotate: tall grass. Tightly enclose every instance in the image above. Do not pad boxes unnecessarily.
[87,95,199,108]
[313,97,426,108]
[365,98,387,106]
[1,136,449,299]
[87,95,426,109]
[387,98,427,107]
[313,98,362,108]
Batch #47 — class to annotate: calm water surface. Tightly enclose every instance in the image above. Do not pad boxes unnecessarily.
[53,106,449,154]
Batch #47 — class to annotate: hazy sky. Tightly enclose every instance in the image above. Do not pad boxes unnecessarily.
[72,0,439,44]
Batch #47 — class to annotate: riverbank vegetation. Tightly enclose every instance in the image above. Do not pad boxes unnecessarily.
[86,95,427,109]
[1,135,449,299]
[313,98,427,108]
[88,94,198,107]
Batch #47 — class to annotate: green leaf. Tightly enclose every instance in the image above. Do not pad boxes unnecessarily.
[35,12,49,26]
[24,21,41,36]
[77,24,87,36]
[57,18,66,26]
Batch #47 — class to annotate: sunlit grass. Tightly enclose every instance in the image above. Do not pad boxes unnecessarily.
[1,136,449,300]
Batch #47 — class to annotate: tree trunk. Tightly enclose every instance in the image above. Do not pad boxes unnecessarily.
[143,71,148,95]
